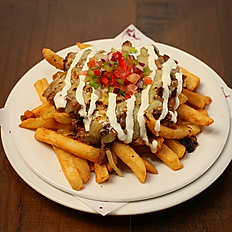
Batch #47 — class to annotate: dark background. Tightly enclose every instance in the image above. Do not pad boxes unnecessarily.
[0,0,232,231]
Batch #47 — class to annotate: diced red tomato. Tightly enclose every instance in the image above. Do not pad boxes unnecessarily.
[112,51,122,60]
[119,56,127,70]
[114,65,131,80]
[94,68,101,76]
[78,70,88,76]
[143,76,153,85]
[126,73,140,84]
[24,110,35,119]
[87,57,96,68]
[100,75,110,86]
[126,83,138,94]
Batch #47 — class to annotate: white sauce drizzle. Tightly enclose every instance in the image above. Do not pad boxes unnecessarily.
[137,45,158,152]
[107,93,126,141]
[124,94,136,144]
[83,89,99,131]
[76,47,98,118]
[155,58,182,135]
[174,71,183,110]
[54,48,89,109]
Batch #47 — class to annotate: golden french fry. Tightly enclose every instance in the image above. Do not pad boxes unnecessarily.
[178,92,188,105]
[182,88,207,109]
[32,102,52,117]
[111,142,146,183]
[42,48,64,70]
[40,104,57,120]
[34,127,101,163]
[53,112,72,124]
[177,104,214,126]
[145,113,202,139]
[76,42,92,50]
[197,109,208,116]
[164,139,186,159]
[53,146,83,191]
[180,67,200,91]
[202,95,212,105]
[94,163,109,184]
[141,157,158,174]
[34,78,49,104]
[155,143,183,171]
[19,117,72,130]
[73,156,90,183]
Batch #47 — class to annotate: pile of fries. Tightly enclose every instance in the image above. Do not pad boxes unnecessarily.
[19,42,214,191]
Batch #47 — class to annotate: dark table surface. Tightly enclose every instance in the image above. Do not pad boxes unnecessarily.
[1,0,232,231]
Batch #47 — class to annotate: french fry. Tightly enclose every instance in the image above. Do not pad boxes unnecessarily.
[141,157,158,174]
[34,78,49,104]
[32,102,52,117]
[19,117,72,130]
[177,104,214,126]
[73,156,90,183]
[111,142,146,183]
[145,113,202,139]
[94,163,109,183]
[197,109,208,116]
[40,104,57,120]
[34,127,101,163]
[182,88,207,109]
[155,143,183,171]
[76,42,92,50]
[164,139,186,159]
[53,112,72,124]
[180,67,200,91]
[42,48,64,70]
[53,146,83,191]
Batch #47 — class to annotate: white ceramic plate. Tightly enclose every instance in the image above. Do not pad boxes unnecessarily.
[3,26,231,202]
[1,119,232,215]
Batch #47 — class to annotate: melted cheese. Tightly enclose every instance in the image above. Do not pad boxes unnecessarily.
[53,43,183,153]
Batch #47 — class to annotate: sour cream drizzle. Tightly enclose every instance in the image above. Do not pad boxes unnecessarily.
[155,58,182,135]
[137,45,158,152]
[83,90,99,131]
[54,48,90,109]
[107,93,127,141]
[76,47,98,118]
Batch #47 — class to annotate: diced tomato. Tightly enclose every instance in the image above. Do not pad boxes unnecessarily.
[87,57,96,68]
[112,51,122,60]
[126,73,140,84]
[126,83,138,94]
[24,110,35,119]
[125,93,131,100]
[143,76,153,85]
[100,76,110,86]
[78,70,88,76]
[94,68,101,76]
[110,72,117,84]
[119,56,127,70]
[114,65,131,80]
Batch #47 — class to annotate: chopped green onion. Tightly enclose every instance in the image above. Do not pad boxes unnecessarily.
[120,90,126,97]
[143,67,150,76]
[122,51,129,59]
[133,59,139,66]
[88,69,95,78]
[129,47,138,53]
[115,79,124,85]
